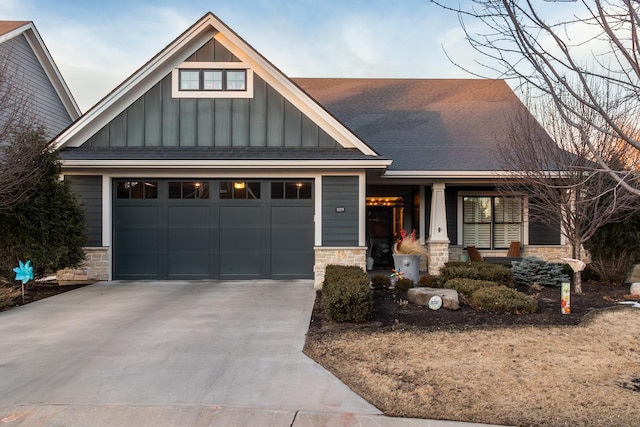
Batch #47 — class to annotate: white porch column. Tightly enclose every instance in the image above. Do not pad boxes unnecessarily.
[429,182,449,242]
[428,182,450,274]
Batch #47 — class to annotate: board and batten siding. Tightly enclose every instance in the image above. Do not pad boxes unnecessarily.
[322,176,359,246]
[0,34,73,138]
[81,34,341,148]
[66,175,103,247]
[185,38,240,63]
[83,74,340,148]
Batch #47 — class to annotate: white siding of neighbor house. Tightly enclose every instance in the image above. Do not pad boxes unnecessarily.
[0,34,73,138]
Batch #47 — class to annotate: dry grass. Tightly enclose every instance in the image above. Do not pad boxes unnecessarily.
[304,307,640,427]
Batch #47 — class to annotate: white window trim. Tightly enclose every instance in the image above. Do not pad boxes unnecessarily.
[171,61,254,99]
[457,192,529,247]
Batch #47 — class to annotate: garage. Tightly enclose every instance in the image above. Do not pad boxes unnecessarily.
[112,179,314,280]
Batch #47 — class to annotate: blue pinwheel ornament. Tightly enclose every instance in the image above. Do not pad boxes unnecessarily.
[14,260,34,285]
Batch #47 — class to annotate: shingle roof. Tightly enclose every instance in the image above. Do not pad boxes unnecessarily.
[0,21,30,37]
[293,78,529,172]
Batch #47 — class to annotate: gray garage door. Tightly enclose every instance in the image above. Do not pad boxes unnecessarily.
[113,179,314,280]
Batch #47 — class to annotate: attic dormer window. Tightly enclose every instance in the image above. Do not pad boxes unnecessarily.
[178,69,246,91]
[172,62,253,99]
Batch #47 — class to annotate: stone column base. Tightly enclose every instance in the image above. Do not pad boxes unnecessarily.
[56,247,109,283]
[314,247,367,289]
[428,241,450,276]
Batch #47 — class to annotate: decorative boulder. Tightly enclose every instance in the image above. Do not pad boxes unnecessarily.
[631,283,640,296]
[407,287,460,310]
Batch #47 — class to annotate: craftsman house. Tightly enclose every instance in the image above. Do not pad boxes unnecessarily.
[53,12,568,286]
[0,21,80,137]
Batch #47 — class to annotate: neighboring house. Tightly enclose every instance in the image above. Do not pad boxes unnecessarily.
[53,12,569,286]
[0,21,80,138]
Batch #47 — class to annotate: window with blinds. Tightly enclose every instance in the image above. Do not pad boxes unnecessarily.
[463,196,522,249]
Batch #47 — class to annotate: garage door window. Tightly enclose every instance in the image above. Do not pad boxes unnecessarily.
[220,181,261,199]
[116,181,158,199]
[271,181,312,199]
[168,182,210,199]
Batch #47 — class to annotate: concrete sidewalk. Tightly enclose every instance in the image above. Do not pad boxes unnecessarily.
[0,404,502,426]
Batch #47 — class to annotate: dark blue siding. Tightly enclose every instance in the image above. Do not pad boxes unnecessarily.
[322,176,359,246]
[66,175,102,247]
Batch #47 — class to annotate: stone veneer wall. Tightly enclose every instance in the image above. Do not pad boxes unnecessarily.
[427,242,449,275]
[314,247,367,289]
[56,247,109,282]
[448,245,574,264]
[522,245,573,262]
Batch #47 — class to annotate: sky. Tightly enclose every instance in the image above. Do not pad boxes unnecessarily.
[0,0,584,112]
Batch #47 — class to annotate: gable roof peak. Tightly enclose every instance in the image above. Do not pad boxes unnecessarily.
[53,11,378,156]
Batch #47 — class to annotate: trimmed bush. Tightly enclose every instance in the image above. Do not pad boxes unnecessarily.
[439,262,513,286]
[371,273,391,289]
[418,274,438,287]
[322,265,372,322]
[395,277,413,291]
[443,278,501,299]
[470,286,538,314]
[511,257,569,287]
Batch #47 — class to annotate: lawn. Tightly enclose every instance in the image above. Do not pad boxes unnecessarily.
[304,285,640,427]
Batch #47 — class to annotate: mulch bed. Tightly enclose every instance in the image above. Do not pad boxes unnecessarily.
[309,282,634,333]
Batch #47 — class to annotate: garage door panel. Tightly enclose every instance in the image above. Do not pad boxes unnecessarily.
[219,206,262,277]
[167,206,211,277]
[116,205,159,227]
[116,253,159,277]
[271,206,314,277]
[167,253,210,277]
[168,205,209,226]
[116,229,160,252]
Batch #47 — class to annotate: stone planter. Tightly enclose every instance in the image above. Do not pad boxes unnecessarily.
[392,254,421,285]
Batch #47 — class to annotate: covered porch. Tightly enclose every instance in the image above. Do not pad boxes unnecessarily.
[366,179,571,275]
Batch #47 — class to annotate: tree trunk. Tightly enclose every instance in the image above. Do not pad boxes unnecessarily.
[573,242,583,294]
[573,270,582,294]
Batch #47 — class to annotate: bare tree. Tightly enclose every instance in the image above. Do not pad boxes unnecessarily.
[432,0,640,196]
[0,48,51,213]
[499,94,639,292]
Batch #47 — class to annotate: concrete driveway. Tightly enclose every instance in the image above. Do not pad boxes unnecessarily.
[0,280,379,414]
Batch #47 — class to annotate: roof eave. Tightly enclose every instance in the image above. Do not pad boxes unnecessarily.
[60,158,393,169]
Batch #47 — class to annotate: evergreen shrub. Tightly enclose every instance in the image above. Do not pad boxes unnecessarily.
[442,278,501,299]
[511,257,569,287]
[439,261,513,286]
[371,273,391,289]
[395,277,413,291]
[470,286,538,314]
[417,274,438,287]
[322,265,372,322]
[585,212,640,284]
[0,136,85,279]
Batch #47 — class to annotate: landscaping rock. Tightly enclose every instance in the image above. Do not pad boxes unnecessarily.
[626,265,640,284]
[631,282,640,296]
[408,287,460,310]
